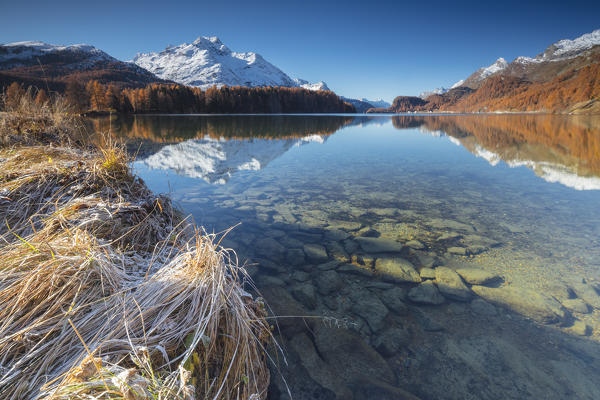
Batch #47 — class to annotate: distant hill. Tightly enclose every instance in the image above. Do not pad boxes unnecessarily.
[385,29,600,114]
[0,41,167,91]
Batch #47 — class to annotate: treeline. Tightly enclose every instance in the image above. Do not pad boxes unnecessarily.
[1,81,356,114]
[89,115,356,143]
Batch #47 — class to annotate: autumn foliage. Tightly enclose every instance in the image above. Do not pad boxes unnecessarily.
[2,80,355,114]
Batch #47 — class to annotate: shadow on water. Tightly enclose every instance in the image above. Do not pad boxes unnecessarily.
[99,113,600,399]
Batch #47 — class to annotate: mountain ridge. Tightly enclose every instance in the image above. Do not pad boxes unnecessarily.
[383,28,600,114]
[0,41,168,90]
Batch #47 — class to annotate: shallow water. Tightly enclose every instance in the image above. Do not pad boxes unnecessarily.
[97,114,600,400]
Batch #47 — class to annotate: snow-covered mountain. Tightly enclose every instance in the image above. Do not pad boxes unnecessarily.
[361,98,391,108]
[0,41,115,68]
[293,78,330,91]
[516,28,600,64]
[452,29,600,89]
[461,57,508,88]
[133,37,300,89]
[419,87,449,99]
[0,40,165,88]
[141,135,325,184]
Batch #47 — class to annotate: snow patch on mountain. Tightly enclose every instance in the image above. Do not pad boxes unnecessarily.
[141,135,324,184]
[419,87,449,99]
[450,79,465,89]
[542,29,600,60]
[293,78,330,91]
[361,98,391,108]
[479,58,508,79]
[0,41,114,67]
[133,37,297,89]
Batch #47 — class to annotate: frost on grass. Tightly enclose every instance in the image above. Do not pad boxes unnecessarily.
[0,99,273,400]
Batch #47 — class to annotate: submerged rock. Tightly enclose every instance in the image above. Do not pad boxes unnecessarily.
[379,287,409,315]
[405,240,425,250]
[447,246,467,256]
[316,270,344,295]
[303,243,329,263]
[286,248,305,266]
[568,320,591,336]
[372,326,411,357]
[561,298,590,314]
[408,281,445,305]
[471,285,565,324]
[324,229,351,241]
[419,267,436,280]
[435,267,472,302]
[355,237,405,253]
[456,268,501,285]
[316,260,342,271]
[470,298,497,316]
[291,283,318,310]
[254,237,286,261]
[571,283,600,309]
[337,263,374,277]
[375,257,421,283]
[351,294,389,332]
[312,325,396,385]
[325,241,350,262]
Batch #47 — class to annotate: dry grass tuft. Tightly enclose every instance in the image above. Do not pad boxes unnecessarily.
[0,88,85,146]
[0,92,273,399]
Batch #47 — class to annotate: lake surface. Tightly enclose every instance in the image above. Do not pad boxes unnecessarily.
[93,114,600,400]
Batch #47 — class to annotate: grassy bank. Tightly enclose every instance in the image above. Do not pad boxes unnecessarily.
[0,92,272,399]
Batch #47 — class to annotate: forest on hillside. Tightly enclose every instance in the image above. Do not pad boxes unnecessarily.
[0,81,356,114]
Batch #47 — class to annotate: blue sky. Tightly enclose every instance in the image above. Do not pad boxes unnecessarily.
[1,0,598,101]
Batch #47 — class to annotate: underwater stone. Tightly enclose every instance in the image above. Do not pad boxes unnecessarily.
[316,270,344,295]
[351,295,389,332]
[471,285,566,324]
[470,298,498,316]
[291,283,318,310]
[375,257,421,283]
[420,268,437,280]
[356,237,405,253]
[303,243,329,263]
[456,268,501,285]
[561,298,590,314]
[408,281,445,305]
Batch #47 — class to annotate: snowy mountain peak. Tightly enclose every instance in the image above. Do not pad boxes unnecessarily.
[133,37,297,89]
[293,78,330,91]
[480,58,508,78]
[461,57,508,87]
[541,29,600,60]
[361,98,391,108]
[419,87,449,99]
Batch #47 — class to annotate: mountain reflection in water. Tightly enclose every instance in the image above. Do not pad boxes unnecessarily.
[94,114,600,190]
[394,115,600,190]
